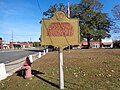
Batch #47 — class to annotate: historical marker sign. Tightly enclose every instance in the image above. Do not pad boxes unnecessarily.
[41,10,80,47]
[41,10,80,89]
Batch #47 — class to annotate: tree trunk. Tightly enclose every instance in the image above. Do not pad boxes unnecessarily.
[86,34,91,48]
[87,37,90,48]
[99,39,102,48]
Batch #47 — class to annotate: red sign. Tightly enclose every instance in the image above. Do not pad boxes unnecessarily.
[47,22,73,36]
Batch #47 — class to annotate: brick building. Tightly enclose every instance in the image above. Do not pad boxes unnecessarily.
[10,42,33,49]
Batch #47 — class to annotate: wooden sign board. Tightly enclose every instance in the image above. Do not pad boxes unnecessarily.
[41,11,80,47]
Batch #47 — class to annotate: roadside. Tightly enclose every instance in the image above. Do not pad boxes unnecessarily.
[5,53,39,76]
[0,47,45,77]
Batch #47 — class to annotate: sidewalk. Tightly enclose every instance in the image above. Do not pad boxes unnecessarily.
[5,53,39,76]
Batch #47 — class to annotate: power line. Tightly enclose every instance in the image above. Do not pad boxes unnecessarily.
[36,0,72,47]
[0,33,39,36]
[36,0,54,44]
[0,33,10,35]
[36,0,44,17]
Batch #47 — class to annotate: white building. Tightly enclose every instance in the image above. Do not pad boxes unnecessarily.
[102,39,113,48]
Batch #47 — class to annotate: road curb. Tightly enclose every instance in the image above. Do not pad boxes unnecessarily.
[5,53,39,77]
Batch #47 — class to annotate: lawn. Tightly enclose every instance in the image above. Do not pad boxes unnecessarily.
[0,49,120,90]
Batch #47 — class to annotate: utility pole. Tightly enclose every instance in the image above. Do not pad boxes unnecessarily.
[68,2,71,53]
[30,37,31,42]
[12,31,13,42]
[68,2,70,18]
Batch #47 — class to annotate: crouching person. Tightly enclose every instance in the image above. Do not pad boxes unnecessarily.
[21,57,32,79]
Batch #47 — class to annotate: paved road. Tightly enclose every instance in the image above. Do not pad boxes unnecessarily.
[0,49,43,64]
[0,48,45,76]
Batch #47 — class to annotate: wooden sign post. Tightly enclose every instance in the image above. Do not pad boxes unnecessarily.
[41,11,79,89]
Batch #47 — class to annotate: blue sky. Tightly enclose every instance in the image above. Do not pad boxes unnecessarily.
[0,0,120,42]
